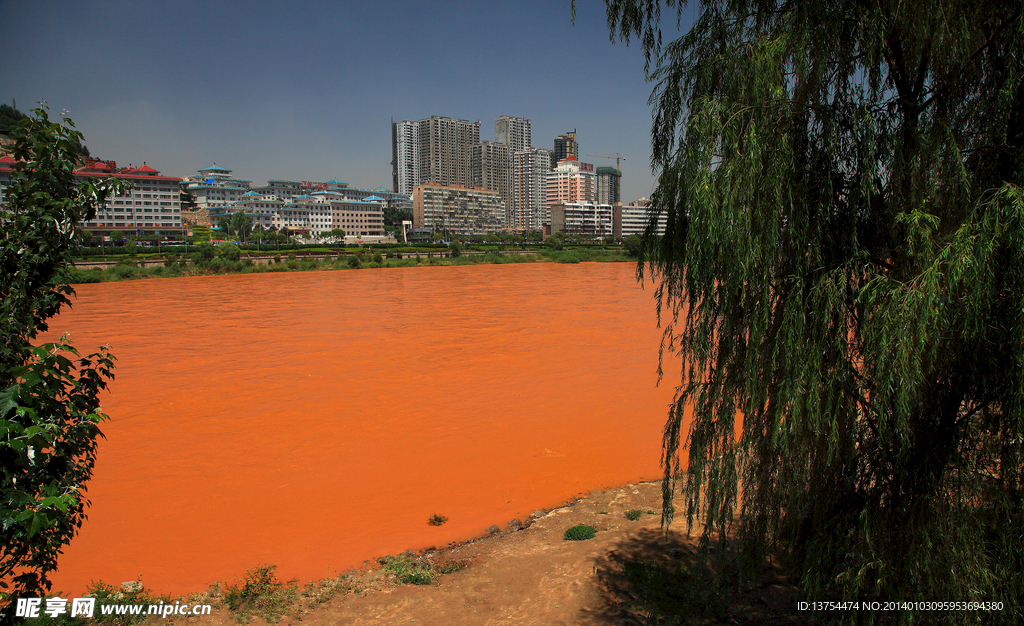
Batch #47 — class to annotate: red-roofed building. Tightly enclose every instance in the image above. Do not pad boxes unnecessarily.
[76,161,183,234]
[0,156,184,235]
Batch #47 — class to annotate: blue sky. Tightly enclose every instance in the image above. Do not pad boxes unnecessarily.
[0,0,695,203]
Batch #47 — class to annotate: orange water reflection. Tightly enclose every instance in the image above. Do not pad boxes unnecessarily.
[46,262,681,595]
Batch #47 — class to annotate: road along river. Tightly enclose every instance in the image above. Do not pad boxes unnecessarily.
[45,262,684,595]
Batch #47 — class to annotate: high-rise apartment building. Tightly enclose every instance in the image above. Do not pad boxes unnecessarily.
[545,156,595,225]
[470,141,512,226]
[392,120,420,196]
[596,167,621,205]
[553,130,578,166]
[495,116,531,153]
[392,116,481,194]
[418,116,481,188]
[512,147,553,230]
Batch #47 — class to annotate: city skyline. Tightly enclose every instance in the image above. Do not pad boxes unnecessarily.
[0,1,700,204]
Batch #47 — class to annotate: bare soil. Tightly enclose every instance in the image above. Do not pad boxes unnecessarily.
[171,481,808,625]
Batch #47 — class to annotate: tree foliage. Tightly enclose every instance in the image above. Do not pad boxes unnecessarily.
[601,0,1024,617]
[1,103,89,157]
[0,104,123,614]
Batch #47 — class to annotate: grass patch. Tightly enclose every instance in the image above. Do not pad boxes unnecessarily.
[376,552,472,586]
[564,524,597,541]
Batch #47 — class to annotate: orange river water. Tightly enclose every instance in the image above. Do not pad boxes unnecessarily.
[42,262,686,596]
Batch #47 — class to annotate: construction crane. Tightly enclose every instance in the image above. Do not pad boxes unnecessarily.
[587,153,627,174]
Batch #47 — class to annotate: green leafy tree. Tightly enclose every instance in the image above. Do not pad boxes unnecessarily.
[382,206,413,229]
[0,104,124,615]
[179,189,197,211]
[598,0,1024,615]
[229,211,253,242]
[622,234,642,257]
[107,230,123,245]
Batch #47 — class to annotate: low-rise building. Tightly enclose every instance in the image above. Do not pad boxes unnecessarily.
[621,197,667,236]
[180,164,252,208]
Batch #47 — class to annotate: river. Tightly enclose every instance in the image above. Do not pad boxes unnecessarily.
[45,262,682,596]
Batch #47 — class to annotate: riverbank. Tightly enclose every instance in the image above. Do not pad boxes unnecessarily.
[73,480,802,625]
[69,248,634,283]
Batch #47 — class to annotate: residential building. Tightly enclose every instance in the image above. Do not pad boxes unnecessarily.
[512,147,552,230]
[621,197,667,236]
[392,116,481,193]
[470,141,512,226]
[596,167,621,205]
[545,156,595,225]
[412,183,504,235]
[392,119,419,196]
[550,202,615,237]
[495,116,531,153]
[553,130,578,166]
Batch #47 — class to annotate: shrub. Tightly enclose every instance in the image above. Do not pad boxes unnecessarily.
[217,243,241,262]
[372,252,383,264]
[191,242,216,266]
[224,564,296,623]
[625,509,643,521]
[428,514,448,526]
[347,255,360,268]
[563,524,597,541]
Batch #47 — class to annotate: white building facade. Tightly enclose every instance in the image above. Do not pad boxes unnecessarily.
[2,157,182,234]
[621,197,667,236]
[180,164,252,208]
[512,147,552,231]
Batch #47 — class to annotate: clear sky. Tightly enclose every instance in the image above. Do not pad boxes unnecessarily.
[0,0,695,203]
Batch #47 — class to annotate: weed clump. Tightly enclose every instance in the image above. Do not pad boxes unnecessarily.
[563,524,597,541]
[427,514,448,526]
[224,564,296,623]
[625,509,643,521]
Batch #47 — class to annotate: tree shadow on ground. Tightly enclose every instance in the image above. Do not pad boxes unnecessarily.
[580,527,811,625]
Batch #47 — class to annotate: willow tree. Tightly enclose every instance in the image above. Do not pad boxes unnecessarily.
[599,0,1024,614]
